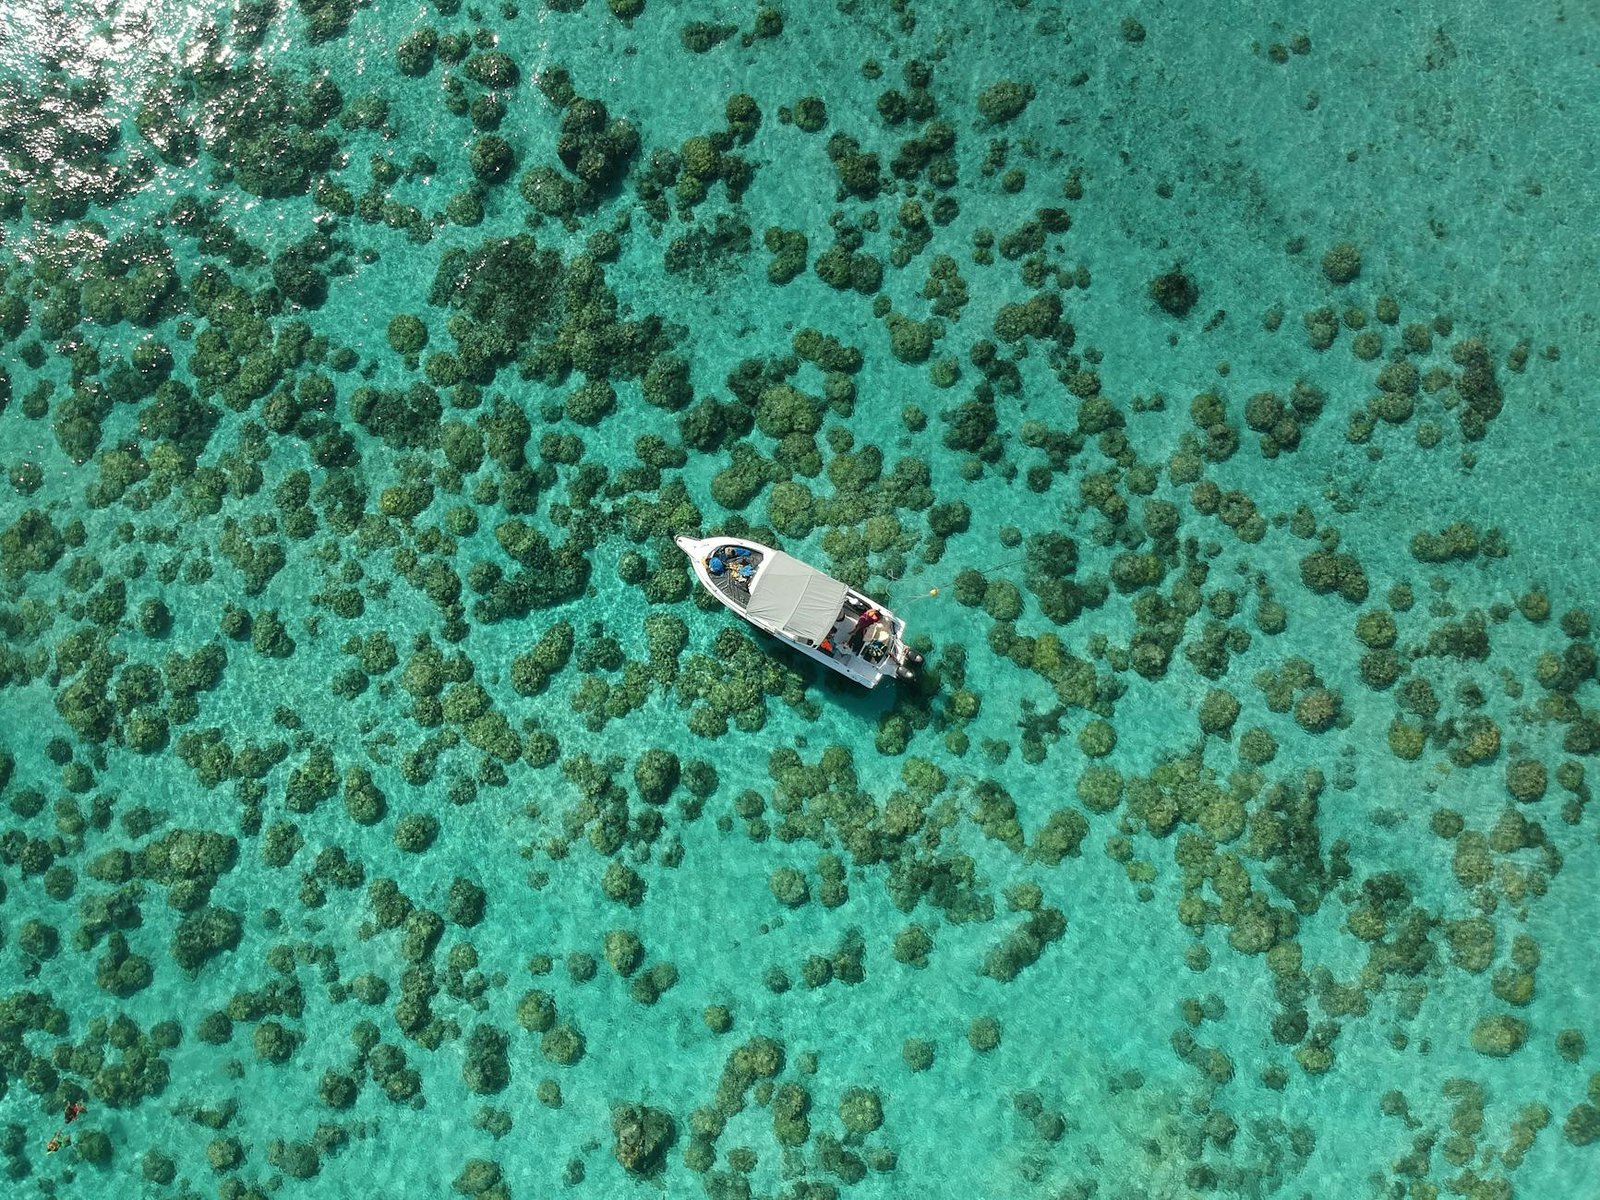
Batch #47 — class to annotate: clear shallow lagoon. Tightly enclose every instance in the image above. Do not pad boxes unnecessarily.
[1,1,1597,1197]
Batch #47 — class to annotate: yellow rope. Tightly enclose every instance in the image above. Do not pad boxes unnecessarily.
[902,553,1031,604]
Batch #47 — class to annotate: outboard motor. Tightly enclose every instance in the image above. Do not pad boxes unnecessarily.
[897,650,924,681]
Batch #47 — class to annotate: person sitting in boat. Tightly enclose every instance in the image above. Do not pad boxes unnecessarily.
[720,546,754,583]
[846,608,882,654]
[861,623,893,663]
[709,546,756,587]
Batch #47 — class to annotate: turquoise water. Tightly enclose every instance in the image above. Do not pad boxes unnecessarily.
[1,0,1597,1195]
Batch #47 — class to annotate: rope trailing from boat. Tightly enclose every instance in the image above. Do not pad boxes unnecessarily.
[902,554,1032,604]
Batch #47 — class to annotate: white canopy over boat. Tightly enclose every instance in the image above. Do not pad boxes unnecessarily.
[744,552,850,644]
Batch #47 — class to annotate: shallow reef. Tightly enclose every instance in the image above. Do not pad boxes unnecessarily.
[0,1,1597,1199]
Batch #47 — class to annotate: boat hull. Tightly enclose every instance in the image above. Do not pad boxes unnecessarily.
[674,535,920,688]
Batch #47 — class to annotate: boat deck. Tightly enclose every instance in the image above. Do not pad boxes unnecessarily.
[815,597,888,660]
[705,544,762,609]
[812,599,903,684]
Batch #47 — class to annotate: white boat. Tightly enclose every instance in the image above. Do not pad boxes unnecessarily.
[674,535,924,688]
